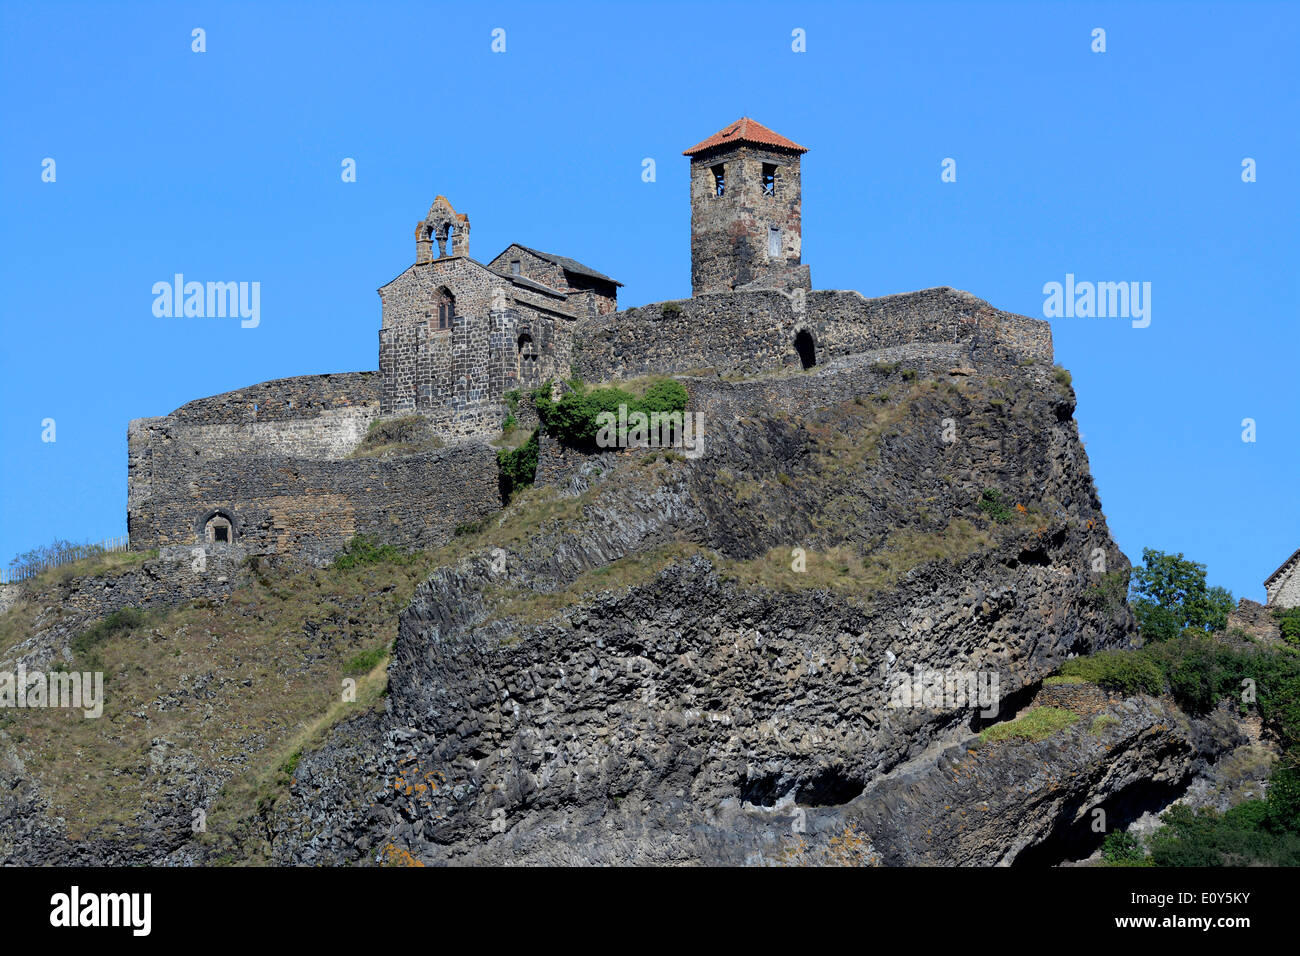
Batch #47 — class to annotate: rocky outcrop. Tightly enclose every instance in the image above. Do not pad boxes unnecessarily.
[267,358,1149,865]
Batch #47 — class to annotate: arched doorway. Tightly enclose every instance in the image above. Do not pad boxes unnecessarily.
[202,510,235,544]
[794,329,817,370]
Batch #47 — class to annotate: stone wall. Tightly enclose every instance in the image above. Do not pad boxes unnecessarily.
[680,343,978,425]
[128,373,382,532]
[167,371,379,424]
[1266,553,1300,609]
[573,286,1053,382]
[129,438,502,563]
[1032,681,1113,717]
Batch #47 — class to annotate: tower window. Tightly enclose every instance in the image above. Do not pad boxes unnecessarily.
[769,226,781,257]
[510,260,521,275]
[762,163,776,196]
[711,164,725,196]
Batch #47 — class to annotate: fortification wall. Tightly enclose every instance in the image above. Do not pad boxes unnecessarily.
[128,372,382,524]
[128,441,501,563]
[573,287,1052,381]
[168,372,380,424]
[680,343,979,424]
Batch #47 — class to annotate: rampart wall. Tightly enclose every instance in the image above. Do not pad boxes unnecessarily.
[572,287,1052,381]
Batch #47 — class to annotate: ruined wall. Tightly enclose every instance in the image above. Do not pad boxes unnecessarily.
[128,373,381,532]
[127,440,501,563]
[573,287,1053,381]
[690,145,804,295]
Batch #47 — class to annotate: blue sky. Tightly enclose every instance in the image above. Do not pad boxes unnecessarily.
[1,1,1296,601]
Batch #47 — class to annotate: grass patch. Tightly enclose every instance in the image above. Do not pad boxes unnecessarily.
[70,605,154,665]
[1089,713,1120,735]
[721,519,994,604]
[979,706,1079,743]
[331,534,416,569]
[8,548,429,849]
[349,415,444,459]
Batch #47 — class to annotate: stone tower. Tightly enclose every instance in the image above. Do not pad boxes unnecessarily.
[683,117,809,296]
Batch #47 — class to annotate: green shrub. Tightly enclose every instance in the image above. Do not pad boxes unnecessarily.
[497,428,540,499]
[71,606,151,663]
[1148,802,1300,866]
[533,378,688,449]
[1054,650,1165,696]
[331,535,412,570]
[1100,830,1145,864]
[977,488,1013,523]
[1274,606,1300,647]
[1084,571,1128,612]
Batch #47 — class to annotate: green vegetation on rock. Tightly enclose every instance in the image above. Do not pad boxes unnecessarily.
[533,377,688,448]
[979,706,1079,743]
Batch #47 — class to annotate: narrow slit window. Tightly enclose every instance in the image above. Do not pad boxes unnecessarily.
[510,260,521,275]
[761,163,776,196]
[768,226,781,257]
[711,164,725,196]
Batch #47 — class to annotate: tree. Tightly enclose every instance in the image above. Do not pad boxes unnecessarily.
[1130,548,1234,642]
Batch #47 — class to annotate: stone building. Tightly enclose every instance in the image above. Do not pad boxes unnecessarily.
[684,117,811,296]
[1265,548,1300,609]
[126,118,1056,564]
[378,195,621,432]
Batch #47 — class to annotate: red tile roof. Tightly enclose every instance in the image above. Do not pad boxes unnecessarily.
[683,117,808,156]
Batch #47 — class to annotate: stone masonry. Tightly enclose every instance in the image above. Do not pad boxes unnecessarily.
[126,118,1054,565]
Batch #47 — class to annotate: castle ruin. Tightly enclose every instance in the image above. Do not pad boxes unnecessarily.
[126,118,1053,564]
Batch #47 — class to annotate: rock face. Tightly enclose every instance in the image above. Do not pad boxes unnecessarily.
[269,358,1146,865]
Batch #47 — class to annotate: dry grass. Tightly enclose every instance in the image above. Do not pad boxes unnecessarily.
[348,415,445,459]
[2,555,436,845]
[721,519,994,604]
